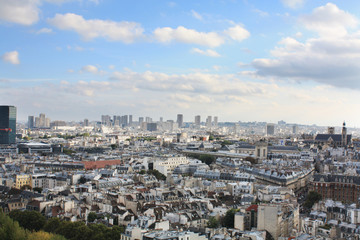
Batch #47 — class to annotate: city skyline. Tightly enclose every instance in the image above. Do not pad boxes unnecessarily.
[1,0,360,126]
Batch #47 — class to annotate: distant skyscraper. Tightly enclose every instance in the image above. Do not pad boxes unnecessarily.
[292,125,298,134]
[266,123,275,136]
[39,113,46,127]
[0,106,16,145]
[84,119,89,127]
[145,117,152,123]
[129,115,133,125]
[123,115,128,126]
[206,116,212,128]
[195,115,201,126]
[101,115,111,126]
[214,116,218,126]
[139,117,144,124]
[28,116,34,129]
[147,123,157,132]
[35,117,40,128]
[177,114,183,128]
[160,117,163,122]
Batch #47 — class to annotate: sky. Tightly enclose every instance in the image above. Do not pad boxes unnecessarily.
[1,0,360,127]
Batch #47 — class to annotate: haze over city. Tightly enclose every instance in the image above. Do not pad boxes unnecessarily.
[1,0,360,126]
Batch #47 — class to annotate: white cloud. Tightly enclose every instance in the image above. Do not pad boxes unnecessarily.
[153,26,224,48]
[253,9,269,17]
[281,0,305,9]
[81,65,98,74]
[36,28,53,34]
[110,70,267,96]
[294,32,302,38]
[191,10,203,20]
[250,4,360,89]
[191,48,221,57]
[153,24,250,47]
[2,51,20,64]
[300,3,358,37]
[224,25,250,42]
[0,0,40,25]
[48,13,144,43]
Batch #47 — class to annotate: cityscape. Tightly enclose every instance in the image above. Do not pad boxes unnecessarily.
[1,104,360,240]
[1,0,360,240]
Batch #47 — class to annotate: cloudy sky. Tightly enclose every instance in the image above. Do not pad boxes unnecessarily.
[1,0,360,126]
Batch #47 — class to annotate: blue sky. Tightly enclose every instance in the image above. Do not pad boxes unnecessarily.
[1,0,360,127]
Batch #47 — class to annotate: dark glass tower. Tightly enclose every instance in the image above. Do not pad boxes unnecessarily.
[0,106,16,144]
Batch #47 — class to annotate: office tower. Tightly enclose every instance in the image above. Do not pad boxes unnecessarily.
[195,115,201,128]
[28,116,34,129]
[129,115,133,125]
[292,125,298,134]
[214,116,218,126]
[35,117,40,128]
[84,119,89,127]
[101,115,111,126]
[123,115,128,126]
[45,118,51,128]
[177,114,183,128]
[0,106,16,144]
[145,117,152,123]
[160,117,163,122]
[139,117,144,124]
[39,113,46,127]
[206,116,212,128]
[266,123,275,136]
[147,123,157,132]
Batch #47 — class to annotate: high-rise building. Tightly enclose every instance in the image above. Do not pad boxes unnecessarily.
[39,113,46,127]
[147,123,157,132]
[206,116,212,128]
[266,123,275,136]
[123,115,128,126]
[139,117,144,124]
[145,117,152,123]
[129,115,133,125]
[28,116,34,129]
[0,106,16,145]
[292,125,298,134]
[214,116,218,127]
[35,117,40,128]
[101,115,111,126]
[177,114,183,128]
[195,115,201,126]
[84,119,89,127]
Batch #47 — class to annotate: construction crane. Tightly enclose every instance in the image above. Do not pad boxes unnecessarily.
[0,128,12,132]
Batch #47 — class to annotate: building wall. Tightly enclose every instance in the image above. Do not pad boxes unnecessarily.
[15,174,32,189]
[311,181,360,203]
[0,106,16,144]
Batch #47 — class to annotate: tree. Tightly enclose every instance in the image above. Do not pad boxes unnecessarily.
[222,209,237,228]
[0,209,27,240]
[9,210,46,231]
[27,231,52,240]
[33,187,43,193]
[147,170,166,180]
[43,218,61,233]
[207,216,219,228]
[244,157,257,165]
[79,176,87,184]
[88,212,97,223]
[20,185,32,190]
[304,191,322,209]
